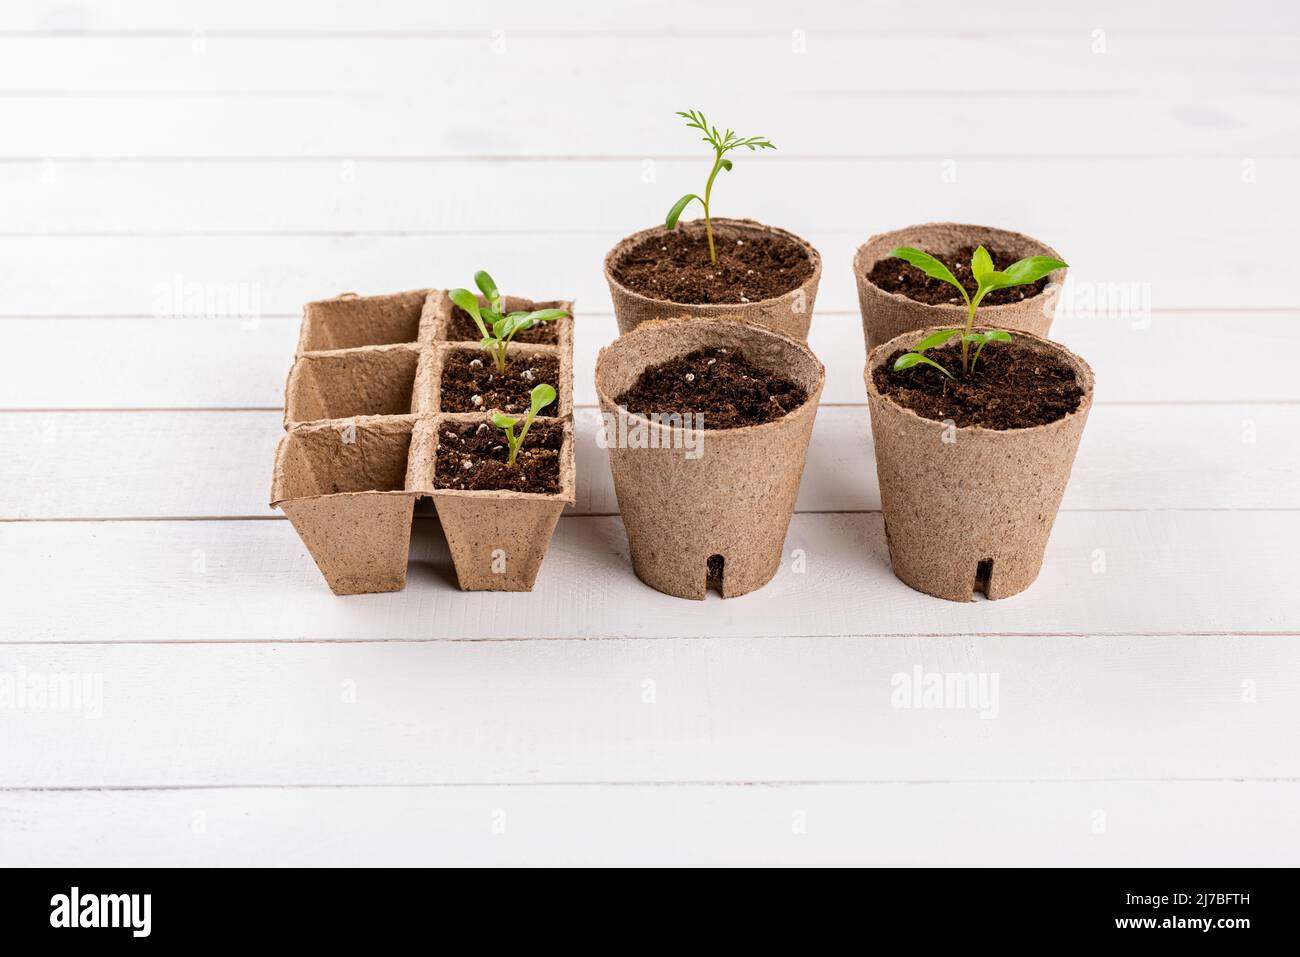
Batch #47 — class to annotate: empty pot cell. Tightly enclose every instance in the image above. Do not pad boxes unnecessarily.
[438,347,561,415]
[273,418,416,499]
[439,295,564,345]
[285,345,419,424]
[298,289,429,351]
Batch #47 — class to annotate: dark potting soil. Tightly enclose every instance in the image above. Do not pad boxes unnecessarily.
[434,420,562,494]
[873,338,1083,429]
[615,347,808,429]
[867,243,1053,307]
[611,228,814,305]
[439,350,560,415]
[444,305,560,345]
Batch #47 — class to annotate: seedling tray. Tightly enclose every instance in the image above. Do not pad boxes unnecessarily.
[271,289,576,595]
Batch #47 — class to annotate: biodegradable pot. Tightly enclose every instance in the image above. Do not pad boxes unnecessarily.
[272,287,576,594]
[853,223,1067,351]
[271,416,420,596]
[604,218,822,342]
[865,327,1094,602]
[414,416,576,592]
[594,318,825,600]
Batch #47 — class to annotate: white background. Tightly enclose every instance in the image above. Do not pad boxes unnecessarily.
[1,0,1298,865]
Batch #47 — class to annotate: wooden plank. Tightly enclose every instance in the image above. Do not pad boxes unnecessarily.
[0,233,1294,316]
[3,313,1298,409]
[0,637,1296,788]
[2,92,1294,160]
[3,33,1297,96]
[0,511,1296,641]
[6,158,1294,243]
[5,0,1295,35]
[3,780,1294,866]
[3,403,1296,519]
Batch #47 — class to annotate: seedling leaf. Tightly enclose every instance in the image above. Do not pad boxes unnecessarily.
[887,247,969,304]
[894,352,955,379]
[474,270,504,314]
[912,328,962,352]
[997,255,1067,287]
[530,383,557,416]
[666,193,701,230]
[971,245,994,284]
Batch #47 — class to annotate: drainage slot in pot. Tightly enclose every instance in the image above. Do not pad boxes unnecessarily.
[706,554,725,595]
[973,559,994,598]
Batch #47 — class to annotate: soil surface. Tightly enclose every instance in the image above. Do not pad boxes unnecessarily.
[444,305,560,345]
[611,227,814,305]
[873,337,1083,429]
[615,347,808,429]
[439,349,560,415]
[867,243,1053,306]
[434,420,562,493]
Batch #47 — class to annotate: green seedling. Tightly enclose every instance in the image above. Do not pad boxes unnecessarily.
[492,383,557,467]
[888,245,1067,376]
[449,270,568,374]
[665,109,775,265]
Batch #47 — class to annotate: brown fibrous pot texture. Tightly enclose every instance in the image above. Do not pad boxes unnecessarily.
[595,317,825,600]
[865,326,1094,602]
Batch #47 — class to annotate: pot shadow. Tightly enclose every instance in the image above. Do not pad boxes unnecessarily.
[406,514,460,591]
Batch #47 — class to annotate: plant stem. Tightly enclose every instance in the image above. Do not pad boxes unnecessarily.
[961,302,975,373]
[493,344,506,374]
[702,149,725,265]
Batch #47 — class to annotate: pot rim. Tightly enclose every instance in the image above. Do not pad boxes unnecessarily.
[852,221,1067,315]
[604,217,823,312]
[865,325,1095,436]
[595,317,826,437]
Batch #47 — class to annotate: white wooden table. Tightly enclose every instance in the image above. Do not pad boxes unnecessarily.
[2,0,1298,866]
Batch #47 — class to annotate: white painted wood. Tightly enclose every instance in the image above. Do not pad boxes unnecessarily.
[3,403,1295,519]
[2,0,1295,866]
[3,781,1295,867]
[4,0,1293,35]
[4,312,1298,409]
[9,159,1292,246]
[1,232,1293,316]
[4,33,1296,97]
[1,637,1295,788]
[1,511,1295,642]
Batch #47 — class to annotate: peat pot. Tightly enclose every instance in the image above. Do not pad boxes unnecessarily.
[595,318,825,599]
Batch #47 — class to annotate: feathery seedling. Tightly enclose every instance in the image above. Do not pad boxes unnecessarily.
[665,109,775,264]
[449,271,568,374]
[889,245,1066,377]
[493,383,557,467]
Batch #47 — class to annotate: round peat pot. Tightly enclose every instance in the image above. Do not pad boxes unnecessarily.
[865,327,1094,602]
[604,218,823,342]
[852,222,1067,352]
[595,318,825,600]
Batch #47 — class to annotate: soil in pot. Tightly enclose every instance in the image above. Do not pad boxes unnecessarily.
[444,305,560,345]
[867,243,1050,307]
[872,338,1083,429]
[610,229,814,305]
[615,346,808,428]
[434,421,562,494]
[440,350,561,415]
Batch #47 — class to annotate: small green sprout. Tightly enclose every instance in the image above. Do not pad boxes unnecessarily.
[665,109,775,265]
[449,270,568,374]
[888,245,1067,376]
[492,383,557,467]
